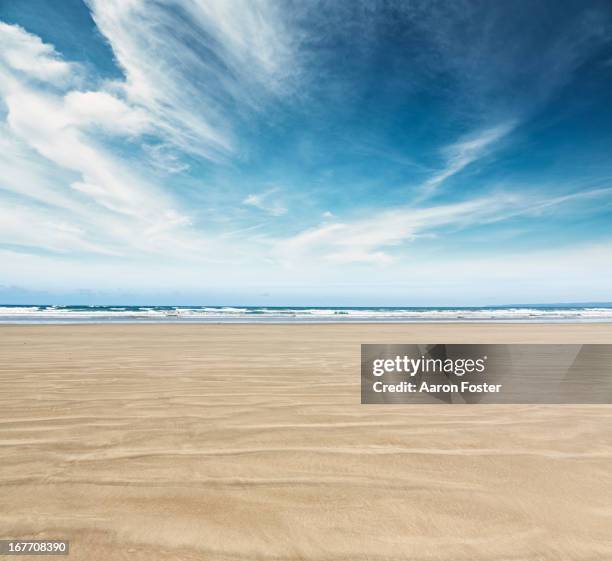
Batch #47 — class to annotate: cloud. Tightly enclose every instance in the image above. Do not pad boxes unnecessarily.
[64,90,150,135]
[243,189,287,216]
[4,84,163,220]
[399,2,610,202]
[275,197,502,265]
[2,236,612,305]
[0,22,74,82]
[0,202,121,256]
[275,187,612,265]
[142,143,190,174]
[85,0,300,161]
[0,22,204,259]
[421,122,515,196]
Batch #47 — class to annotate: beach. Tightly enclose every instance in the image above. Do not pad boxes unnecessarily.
[1,323,612,561]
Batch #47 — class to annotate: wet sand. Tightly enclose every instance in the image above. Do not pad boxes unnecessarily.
[1,323,612,560]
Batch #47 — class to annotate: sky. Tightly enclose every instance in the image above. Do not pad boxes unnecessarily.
[1,0,612,306]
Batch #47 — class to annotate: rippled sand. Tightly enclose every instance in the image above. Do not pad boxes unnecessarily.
[1,324,612,560]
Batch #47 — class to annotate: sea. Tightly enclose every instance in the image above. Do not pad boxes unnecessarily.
[1,304,612,323]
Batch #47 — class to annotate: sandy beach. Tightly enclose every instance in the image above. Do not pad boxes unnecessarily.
[1,323,612,561]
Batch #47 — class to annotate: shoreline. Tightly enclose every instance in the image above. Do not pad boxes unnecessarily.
[3,305,612,324]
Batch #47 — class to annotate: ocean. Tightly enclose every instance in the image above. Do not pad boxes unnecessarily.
[1,304,612,323]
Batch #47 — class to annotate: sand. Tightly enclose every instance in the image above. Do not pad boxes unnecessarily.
[1,323,612,561]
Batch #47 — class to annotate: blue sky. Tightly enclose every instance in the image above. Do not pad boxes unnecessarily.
[1,0,612,305]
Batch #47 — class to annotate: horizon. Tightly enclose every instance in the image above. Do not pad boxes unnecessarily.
[1,1,612,304]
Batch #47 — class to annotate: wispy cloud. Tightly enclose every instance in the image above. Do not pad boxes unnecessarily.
[85,0,300,161]
[275,187,612,265]
[421,122,515,196]
[275,197,504,265]
[0,22,203,258]
[243,189,287,216]
[0,202,121,256]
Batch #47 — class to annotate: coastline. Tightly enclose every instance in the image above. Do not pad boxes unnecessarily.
[3,304,612,323]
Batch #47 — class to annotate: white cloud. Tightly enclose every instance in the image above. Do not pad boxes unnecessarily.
[0,202,120,256]
[421,122,515,196]
[275,197,500,264]
[2,238,611,305]
[243,189,287,216]
[4,85,162,220]
[85,0,299,161]
[275,187,612,265]
[0,22,74,82]
[0,22,206,259]
[142,143,190,174]
[64,91,150,135]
